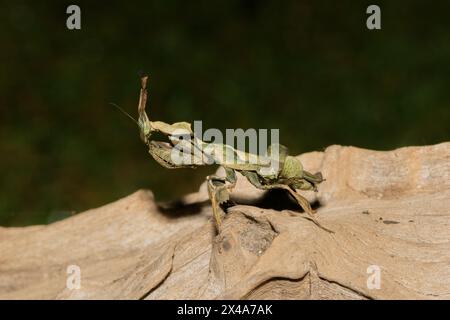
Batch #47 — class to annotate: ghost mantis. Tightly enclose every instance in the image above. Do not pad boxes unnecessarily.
[117,75,333,233]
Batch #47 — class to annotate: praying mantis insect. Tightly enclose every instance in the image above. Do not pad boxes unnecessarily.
[116,75,333,233]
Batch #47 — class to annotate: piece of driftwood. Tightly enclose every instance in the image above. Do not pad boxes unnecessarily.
[1,143,449,299]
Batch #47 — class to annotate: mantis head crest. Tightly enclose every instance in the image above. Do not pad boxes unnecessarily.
[138,75,152,144]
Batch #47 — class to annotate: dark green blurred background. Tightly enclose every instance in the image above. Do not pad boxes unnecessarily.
[0,1,449,226]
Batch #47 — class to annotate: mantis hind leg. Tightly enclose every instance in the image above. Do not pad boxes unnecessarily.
[272,185,333,233]
[206,168,237,231]
[280,186,334,233]
[240,171,333,233]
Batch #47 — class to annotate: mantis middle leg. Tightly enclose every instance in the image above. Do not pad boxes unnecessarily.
[206,167,237,230]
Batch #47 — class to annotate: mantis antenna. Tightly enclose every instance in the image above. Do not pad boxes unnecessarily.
[110,102,139,125]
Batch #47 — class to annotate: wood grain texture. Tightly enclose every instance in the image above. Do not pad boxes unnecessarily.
[1,142,449,299]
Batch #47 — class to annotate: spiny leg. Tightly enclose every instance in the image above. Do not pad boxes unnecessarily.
[274,185,333,233]
[241,171,333,233]
[206,168,237,231]
[286,186,315,214]
[270,184,333,233]
[206,177,223,229]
